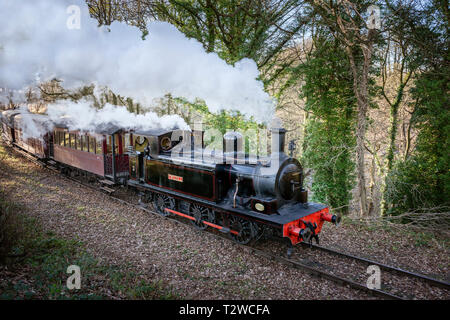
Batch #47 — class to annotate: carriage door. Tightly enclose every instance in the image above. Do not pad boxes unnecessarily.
[49,131,55,157]
[138,153,145,181]
[108,133,123,180]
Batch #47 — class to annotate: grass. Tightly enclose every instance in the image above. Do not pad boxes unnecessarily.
[0,193,180,300]
[411,231,435,248]
[0,194,24,264]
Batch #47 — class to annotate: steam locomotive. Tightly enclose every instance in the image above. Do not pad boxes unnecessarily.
[1,109,339,249]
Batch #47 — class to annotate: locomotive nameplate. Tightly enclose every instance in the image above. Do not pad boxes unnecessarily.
[168,174,183,183]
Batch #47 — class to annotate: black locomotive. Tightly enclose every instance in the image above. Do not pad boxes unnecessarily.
[125,122,339,246]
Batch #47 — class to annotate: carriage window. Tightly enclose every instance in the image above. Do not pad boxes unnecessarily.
[115,134,119,154]
[64,132,69,147]
[80,135,84,151]
[79,134,88,151]
[54,131,59,145]
[89,136,96,154]
[59,132,65,146]
[106,135,119,154]
[75,134,81,150]
[96,138,103,154]
[106,136,112,154]
[81,135,88,152]
[69,134,75,149]
[124,133,131,151]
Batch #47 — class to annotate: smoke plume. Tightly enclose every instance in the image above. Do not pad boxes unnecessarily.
[46,99,190,133]
[0,0,275,130]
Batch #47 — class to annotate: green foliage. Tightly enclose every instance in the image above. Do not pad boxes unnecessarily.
[411,73,450,198]
[299,36,356,214]
[384,72,450,215]
[0,194,24,263]
[174,97,263,152]
[303,119,355,213]
[191,105,260,135]
[383,0,449,216]
[385,158,441,215]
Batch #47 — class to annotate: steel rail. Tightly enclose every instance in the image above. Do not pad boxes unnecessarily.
[301,243,450,290]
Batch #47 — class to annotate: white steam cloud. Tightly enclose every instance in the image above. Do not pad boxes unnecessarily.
[0,0,275,130]
[46,99,190,133]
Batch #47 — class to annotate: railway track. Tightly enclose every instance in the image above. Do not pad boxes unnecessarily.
[7,144,450,300]
[281,241,450,299]
[302,243,450,290]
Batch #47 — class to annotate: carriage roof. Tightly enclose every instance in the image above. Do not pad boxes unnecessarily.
[1,109,22,126]
[13,113,54,131]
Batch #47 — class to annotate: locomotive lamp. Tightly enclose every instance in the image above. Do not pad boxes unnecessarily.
[254,203,265,212]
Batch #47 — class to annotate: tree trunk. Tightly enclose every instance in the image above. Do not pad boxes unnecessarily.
[382,71,412,215]
[386,72,411,171]
[346,42,373,216]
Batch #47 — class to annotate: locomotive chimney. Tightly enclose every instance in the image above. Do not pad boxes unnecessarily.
[223,131,243,164]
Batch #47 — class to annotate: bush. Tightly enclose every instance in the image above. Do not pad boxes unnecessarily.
[384,156,450,216]
[0,194,24,264]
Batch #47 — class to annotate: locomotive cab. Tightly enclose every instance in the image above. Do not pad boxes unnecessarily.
[127,133,155,182]
[127,129,191,183]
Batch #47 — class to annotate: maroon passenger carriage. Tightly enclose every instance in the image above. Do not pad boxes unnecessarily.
[1,109,21,144]
[1,110,52,159]
[51,123,129,182]
[1,109,129,182]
